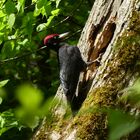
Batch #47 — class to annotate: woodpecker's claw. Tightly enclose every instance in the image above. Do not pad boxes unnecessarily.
[86,53,102,66]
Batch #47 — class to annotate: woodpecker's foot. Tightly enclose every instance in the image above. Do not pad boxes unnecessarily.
[86,53,102,66]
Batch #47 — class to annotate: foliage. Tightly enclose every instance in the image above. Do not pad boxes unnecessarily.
[0,82,59,138]
[0,0,140,139]
[15,84,58,129]
[0,110,20,136]
[0,0,93,139]
[108,79,140,140]
[108,109,140,140]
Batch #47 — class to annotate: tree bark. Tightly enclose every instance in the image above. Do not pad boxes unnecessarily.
[33,0,140,139]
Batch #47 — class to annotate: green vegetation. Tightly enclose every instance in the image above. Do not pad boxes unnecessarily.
[0,0,93,139]
[0,0,140,139]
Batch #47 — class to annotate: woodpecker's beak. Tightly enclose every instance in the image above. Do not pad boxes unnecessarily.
[59,32,70,39]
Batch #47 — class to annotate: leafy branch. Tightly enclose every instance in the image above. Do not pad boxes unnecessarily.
[0,29,82,64]
[0,46,47,64]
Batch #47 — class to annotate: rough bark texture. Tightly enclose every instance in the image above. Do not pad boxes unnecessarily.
[33,0,140,139]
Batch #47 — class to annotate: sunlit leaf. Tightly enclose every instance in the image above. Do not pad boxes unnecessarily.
[15,84,44,128]
[34,5,42,16]
[0,22,6,31]
[0,80,9,88]
[8,14,15,29]
[19,0,25,6]
[16,0,25,12]
[41,9,60,28]
[0,10,5,18]
[36,23,46,32]
[0,110,19,136]
[45,9,60,27]
[51,8,60,16]
[16,84,43,110]
[32,0,37,3]
[46,15,54,27]
[0,88,6,102]
[56,0,61,8]
[0,97,2,104]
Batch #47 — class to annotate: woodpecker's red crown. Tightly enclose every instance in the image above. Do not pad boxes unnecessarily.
[44,34,59,46]
[44,32,69,46]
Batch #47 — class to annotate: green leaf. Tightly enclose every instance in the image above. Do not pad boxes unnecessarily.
[16,84,43,110]
[8,14,15,29]
[32,0,37,3]
[108,109,140,140]
[15,107,39,129]
[36,23,46,32]
[56,0,61,8]
[0,80,9,88]
[121,79,140,107]
[37,1,43,9]
[0,97,2,104]
[51,8,60,16]
[34,5,42,16]
[15,84,43,129]
[1,41,15,59]
[16,0,25,12]
[0,110,19,136]
[19,0,25,6]
[46,15,54,27]
[22,12,35,37]
[5,0,16,14]
[35,0,51,17]
[44,2,52,15]
[0,32,4,45]
[0,10,5,18]
[37,0,47,9]
[44,9,60,27]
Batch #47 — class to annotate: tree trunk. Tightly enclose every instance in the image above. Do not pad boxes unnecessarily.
[33,0,140,139]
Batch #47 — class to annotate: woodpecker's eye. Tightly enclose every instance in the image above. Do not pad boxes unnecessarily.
[53,36,59,39]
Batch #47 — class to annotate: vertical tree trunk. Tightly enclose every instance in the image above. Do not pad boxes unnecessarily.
[33,0,140,139]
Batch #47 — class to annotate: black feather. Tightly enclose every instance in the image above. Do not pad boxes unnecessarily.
[58,45,86,102]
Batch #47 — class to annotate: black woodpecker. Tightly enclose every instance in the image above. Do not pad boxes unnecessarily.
[44,32,89,111]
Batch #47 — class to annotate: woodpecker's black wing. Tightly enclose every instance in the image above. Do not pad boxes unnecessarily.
[58,45,86,101]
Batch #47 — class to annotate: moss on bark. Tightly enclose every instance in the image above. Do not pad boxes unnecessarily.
[75,7,140,140]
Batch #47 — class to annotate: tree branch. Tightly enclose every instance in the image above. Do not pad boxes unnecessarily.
[0,30,82,64]
[0,46,47,64]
